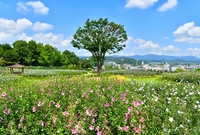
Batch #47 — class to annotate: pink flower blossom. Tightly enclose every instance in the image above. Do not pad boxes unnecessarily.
[96,126,100,131]
[4,109,10,115]
[1,92,6,97]
[53,117,57,123]
[140,116,145,122]
[86,109,92,116]
[112,97,116,102]
[40,120,44,126]
[125,112,131,120]
[20,116,25,122]
[63,111,68,117]
[71,129,76,134]
[89,125,94,130]
[55,103,60,108]
[128,106,133,112]
[38,100,42,107]
[97,130,103,135]
[32,106,37,112]
[134,127,140,134]
[123,126,129,132]
[18,123,21,129]
[61,91,64,95]
[104,103,110,107]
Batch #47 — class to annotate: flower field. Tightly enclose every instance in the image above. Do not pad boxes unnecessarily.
[0,70,200,134]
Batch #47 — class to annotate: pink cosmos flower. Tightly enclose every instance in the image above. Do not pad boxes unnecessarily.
[140,116,145,122]
[125,112,131,120]
[97,130,103,135]
[20,116,25,122]
[18,123,21,129]
[71,129,76,134]
[128,106,133,112]
[134,127,140,134]
[40,120,44,126]
[89,125,94,130]
[96,126,100,131]
[1,92,6,97]
[61,91,64,95]
[55,103,60,108]
[63,111,68,117]
[38,100,42,107]
[4,109,10,115]
[86,109,92,116]
[112,97,116,102]
[53,117,57,123]
[123,126,129,132]
[32,106,37,112]
[104,103,110,107]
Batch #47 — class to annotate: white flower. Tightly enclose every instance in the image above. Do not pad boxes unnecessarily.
[169,117,174,122]
[166,108,169,112]
[177,110,183,115]
[196,101,199,104]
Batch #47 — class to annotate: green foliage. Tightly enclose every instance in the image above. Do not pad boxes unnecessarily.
[71,18,128,76]
[102,69,162,76]
[162,71,200,84]
[1,40,80,67]
[174,68,185,72]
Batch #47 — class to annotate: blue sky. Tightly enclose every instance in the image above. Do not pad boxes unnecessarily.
[1,0,200,57]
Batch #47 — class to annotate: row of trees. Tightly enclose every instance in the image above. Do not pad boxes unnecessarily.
[0,40,85,67]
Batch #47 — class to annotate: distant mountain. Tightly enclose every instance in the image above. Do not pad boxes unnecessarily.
[126,54,200,62]
[78,54,200,63]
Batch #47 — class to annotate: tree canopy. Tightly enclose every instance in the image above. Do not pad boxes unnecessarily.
[0,40,81,68]
[71,18,128,76]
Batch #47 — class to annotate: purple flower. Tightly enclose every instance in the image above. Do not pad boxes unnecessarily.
[89,125,94,130]
[1,92,6,97]
[4,109,10,115]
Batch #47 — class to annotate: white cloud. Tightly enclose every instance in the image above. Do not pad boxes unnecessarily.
[32,22,53,31]
[0,18,32,34]
[125,0,158,9]
[162,45,179,51]
[186,47,200,56]
[17,1,49,15]
[173,22,194,35]
[125,36,134,44]
[0,32,13,42]
[17,2,27,13]
[158,0,177,12]
[133,38,160,50]
[32,32,72,48]
[187,27,200,37]
[173,22,200,44]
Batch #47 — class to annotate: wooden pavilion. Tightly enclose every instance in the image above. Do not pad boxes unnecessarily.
[8,63,25,74]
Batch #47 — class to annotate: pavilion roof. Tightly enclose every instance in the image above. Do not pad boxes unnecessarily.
[8,63,25,68]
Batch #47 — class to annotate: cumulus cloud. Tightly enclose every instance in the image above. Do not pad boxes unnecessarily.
[32,32,72,48]
[0,32,13,42]
[173,22,194,35]
[0,18,32,34]
[158,0,178,12]
[186,47,200,56]
[162,45,179,51]
[125,0,158,9]
[17,1,49,15]
[133,38,160,50]
[32,22,53,31]
[173,22,200,44]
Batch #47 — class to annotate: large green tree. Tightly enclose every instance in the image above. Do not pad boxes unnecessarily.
[71,18,127,76]
[61,50,79,66]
